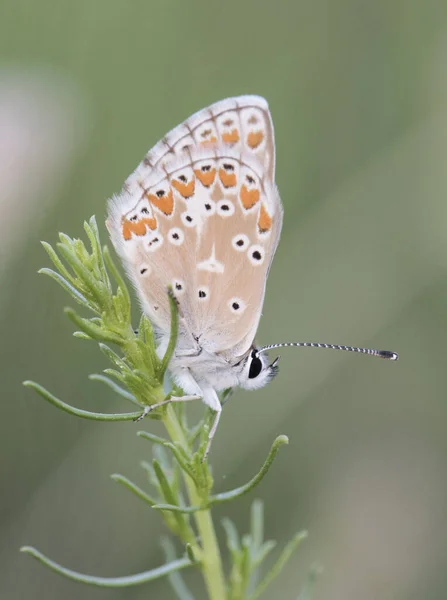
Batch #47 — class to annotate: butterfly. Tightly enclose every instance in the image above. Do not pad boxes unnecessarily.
[106,96,398,458]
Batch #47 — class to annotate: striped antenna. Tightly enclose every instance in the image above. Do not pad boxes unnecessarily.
[256,342,398,361]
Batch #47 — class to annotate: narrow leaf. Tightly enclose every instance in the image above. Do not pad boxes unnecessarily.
[248,531,308,600]
[20,546,192,587]
[251,499,264,553]
[161,537,197,600]
[211,435,289,504]
[152,460,195,543]
[152,503,205,514]
[23,381,141,421]
[73,331,92,339]
[38,268,92,310]
[296,563,323,600]
[84,217,111,292]
[103,245,131,315]
[56,242,105,304]
[137,430,171,445]
[99,343,130,368]
[252,540,277,570]
[111,474,157,506]
[153,459,181,508]
[222,518,241,555]
[159,289,178,377]
[41,241,75,285]
[65,309,124,344]
[89,374,139,405]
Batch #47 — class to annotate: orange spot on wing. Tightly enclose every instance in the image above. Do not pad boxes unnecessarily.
[258,204,272,232]
[143,216,157,230]
[219,168,237,188]
[240,184,260,209]
[222,129,240,144]
[194,168,216,187]
[148,189,174,215]
[122,216,157,240]
[172,179,195,198]
[247,131,264,149]
[200,136,217,146]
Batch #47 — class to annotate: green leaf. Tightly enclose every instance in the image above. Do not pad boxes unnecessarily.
[110,473,157,506]
[210,435,289,505]
[89,374,139,405]
[40,241,76,286]
[296,563,323,600]
[38,268,92,311]
[161,537,197,600]
[159,289,179,378]
[250,499,264,555]
[252,540,277,570]
[222,517,241,556]
[84,216,111,293]
[23,381,141,421]
[137,430,171,446]
[99,343,131,368]
[20,546,192,587]
[73,331,92,339]
[152,459,195,543]
[247,531,308,600]
[65,308,124,344]
[103,244,131,317]
[151,503,205,514]
[56,241,105,306]
[153,459,181,508]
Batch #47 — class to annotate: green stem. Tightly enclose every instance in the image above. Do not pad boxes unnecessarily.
[163,406,226,600]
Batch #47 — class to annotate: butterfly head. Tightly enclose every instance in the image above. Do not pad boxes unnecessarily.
[238,348,280,391]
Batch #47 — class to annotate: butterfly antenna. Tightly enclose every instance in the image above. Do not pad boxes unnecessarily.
[256,342,398,361]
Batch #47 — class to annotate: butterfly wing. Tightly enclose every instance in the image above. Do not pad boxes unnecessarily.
[107,95,282,358]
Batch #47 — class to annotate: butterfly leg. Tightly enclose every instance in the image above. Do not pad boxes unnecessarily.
[203,405,222,461]
[135,395,201,421]
[201,387,223,461]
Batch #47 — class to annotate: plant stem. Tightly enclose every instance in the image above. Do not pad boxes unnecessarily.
[163,406,226,600]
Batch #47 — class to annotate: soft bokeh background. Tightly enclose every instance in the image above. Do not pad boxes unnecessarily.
[1,1,446,598]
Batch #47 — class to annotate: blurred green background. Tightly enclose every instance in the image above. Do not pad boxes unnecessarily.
[1,1,447,598]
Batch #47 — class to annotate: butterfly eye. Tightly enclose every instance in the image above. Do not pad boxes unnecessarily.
[248,354,263,379]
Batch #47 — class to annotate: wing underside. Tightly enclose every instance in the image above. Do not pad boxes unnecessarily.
[107,96,283,358]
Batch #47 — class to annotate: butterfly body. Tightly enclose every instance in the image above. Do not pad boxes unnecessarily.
[107,96,283,420]
[156,333,276,411]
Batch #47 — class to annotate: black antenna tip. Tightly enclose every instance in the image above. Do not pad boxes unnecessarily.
[378,350,399,360]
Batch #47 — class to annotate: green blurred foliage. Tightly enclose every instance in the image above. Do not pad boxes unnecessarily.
[1,0,447,598]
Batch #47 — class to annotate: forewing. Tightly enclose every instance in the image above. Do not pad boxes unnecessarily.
[107,96,282,356]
